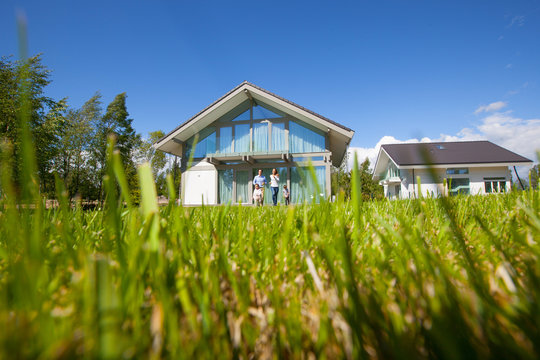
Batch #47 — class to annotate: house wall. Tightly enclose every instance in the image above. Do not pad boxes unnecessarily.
[385,166,512,198]
[182,161,217,205]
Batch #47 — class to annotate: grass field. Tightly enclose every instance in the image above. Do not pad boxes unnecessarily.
[1,153,539,359]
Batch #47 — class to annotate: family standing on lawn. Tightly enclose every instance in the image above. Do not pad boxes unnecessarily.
[252,169,290,206]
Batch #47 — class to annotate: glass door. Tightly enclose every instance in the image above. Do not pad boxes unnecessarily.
[236,170,249,203]
[218,169,233,204]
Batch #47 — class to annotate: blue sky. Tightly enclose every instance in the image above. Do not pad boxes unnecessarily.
[1,0,539,166]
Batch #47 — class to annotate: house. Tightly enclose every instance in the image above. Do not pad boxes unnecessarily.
[372,141,533,199]
[154,81,355,205]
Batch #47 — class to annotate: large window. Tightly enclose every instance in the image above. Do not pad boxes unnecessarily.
[484,178,506,193]
[218,126,233,153]
[289,121,325,153]
[448,178,470,196]
[253,123,268,152]
[385,163,400,180]
[185,127,216,158]
[235,124,250,152]
[271,123,286,151]
[290,166,326,203]
[218,169,233,204]
[236,170,250,203]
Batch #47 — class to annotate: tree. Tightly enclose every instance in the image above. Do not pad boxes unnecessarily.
[134,130,168,195]
[54,93,101,198]
[357,158,384,201]
[530,165,540,190]
[0,54,62,195]
[331,153,383,201]
[92,92,140,200]
[331,151,351,198]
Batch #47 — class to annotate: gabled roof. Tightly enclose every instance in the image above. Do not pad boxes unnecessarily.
[154,81,355,167]
[373,140,532,177]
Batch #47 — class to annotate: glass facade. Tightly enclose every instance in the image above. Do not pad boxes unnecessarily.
[290,166,326,203]
[289,121,325,153]
[253,104,281,119]
[185,127,216,158]
[235,124,250,152]
[271,123,286,151]
[232,109,250,121]
[187,105,327,157]
[253,123,268,152]
[218,126,233,153]
[191,101,330,205]
[218,169,234,204]
[236,170,249,203]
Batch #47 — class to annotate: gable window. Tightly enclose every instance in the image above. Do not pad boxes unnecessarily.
[446,168,469,175]
[185,127,216,158]
[384,163,400,180]
[289,121,325,153]
[484,177,506,193]
[253,104,282,119]
[231,109,250,121]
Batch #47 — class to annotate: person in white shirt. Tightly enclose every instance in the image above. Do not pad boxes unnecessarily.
[253,184,263,207]
[270,168,280,206]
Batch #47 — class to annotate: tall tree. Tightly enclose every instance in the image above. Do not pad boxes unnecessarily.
[92,92,140,200]
[357,158,384,201]
[331,151,351,198]
[331,154,383,201]
[0,54,61,195]
[54,93,101,198]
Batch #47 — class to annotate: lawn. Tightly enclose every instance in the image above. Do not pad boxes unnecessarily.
[1,160,539,358]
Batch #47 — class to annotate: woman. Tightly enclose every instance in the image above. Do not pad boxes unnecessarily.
[270,168,280,206]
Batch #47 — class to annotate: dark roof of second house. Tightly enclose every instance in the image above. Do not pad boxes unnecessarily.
[382,141,532,166]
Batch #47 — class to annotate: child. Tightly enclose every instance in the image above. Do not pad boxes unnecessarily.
[282,184,290,205]
[253,184,263,207]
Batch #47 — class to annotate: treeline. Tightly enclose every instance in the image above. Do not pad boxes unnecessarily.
[0,54,178,202]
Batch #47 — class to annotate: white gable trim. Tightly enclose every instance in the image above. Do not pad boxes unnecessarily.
[154,82,354,152]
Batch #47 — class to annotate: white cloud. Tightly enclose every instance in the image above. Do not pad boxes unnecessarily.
[474,101,508,114]
[505,63,513,69]
[348,136,421,170]
[348,107,540,179]
[508,15,525,27]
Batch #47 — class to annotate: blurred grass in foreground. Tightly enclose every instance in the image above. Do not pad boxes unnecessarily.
[1,156,539,358]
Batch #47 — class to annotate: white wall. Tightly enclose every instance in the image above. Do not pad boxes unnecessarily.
[388,166,512,198]
[183,161,217,205]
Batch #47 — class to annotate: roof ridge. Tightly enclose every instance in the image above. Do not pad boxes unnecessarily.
[156,81,353,145]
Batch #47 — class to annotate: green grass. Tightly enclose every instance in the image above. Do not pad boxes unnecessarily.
[1,158,539,359]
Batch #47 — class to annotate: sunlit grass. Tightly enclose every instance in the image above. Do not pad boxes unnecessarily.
[1,161,539,358]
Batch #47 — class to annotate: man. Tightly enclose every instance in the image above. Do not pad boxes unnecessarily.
[253,169,266,205]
